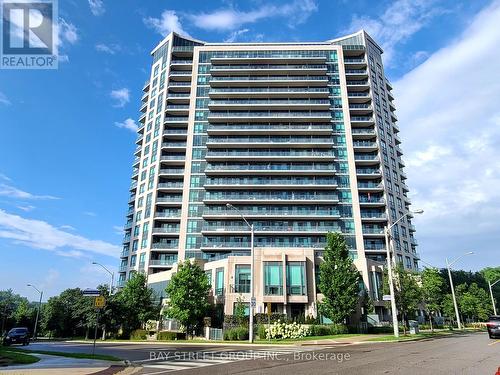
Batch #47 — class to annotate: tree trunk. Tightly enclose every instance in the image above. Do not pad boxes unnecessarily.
[429,313,433,332]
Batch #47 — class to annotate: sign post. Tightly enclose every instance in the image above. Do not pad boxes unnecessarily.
[267,302,271,342]
[92,296,105,356]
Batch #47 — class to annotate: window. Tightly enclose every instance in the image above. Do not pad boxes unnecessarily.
[130,254,137,267]
[133,225,140,236]
[405,256,412,269]
[139,253,145,267]
[264,262,283,295]
[397,254,403,264]
[132,240,138,251]
[286,262,306,295]
[215,268,224,296]
[234,265,251,293]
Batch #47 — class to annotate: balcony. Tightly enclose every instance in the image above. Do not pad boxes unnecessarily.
[209,87,329,98]
[164,117,189,125]
[264,286,283,296]
[205,149,335,161]
[351,116,375,126]
[204,191,338,204]
[210,64,327,75]
[151,242,179,250]
[207,123,333,135]
[229,284,251,293]
[356,168,382,178]
[205,177,338,190]
[357,182,384,191]
[119,265,127,272]
[209,75,328,87]
[158,182,184,190]
[162,142,187,149]
[207,111,332,123]
[208,99,331,111]
[354,154,379,164]
[210,55,327,64]
[204,163,336,176]
[159,168,185,175]
[203,207,340,219]
[359,197,386,206]
[345,69,368,78]
[202,223,342,235]
[152,226,180,234]
[206,136,334,148]
[154,211,181,219]
[149,257,178,266]
[360,212,387,221]
[353,141,378,151]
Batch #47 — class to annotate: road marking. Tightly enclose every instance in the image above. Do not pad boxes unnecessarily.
[488,340,500,346]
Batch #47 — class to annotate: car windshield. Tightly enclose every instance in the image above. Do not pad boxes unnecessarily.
[9,328,27,334]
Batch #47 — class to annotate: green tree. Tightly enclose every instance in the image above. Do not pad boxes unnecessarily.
[383,265,422,334]
[115,272,160,337]
[421,268,445,331]
[441,294,456,323]
[234,296,248,326]
[318,232,361,324]
[165,261,210,337]
[480,266,500,312]
[456,283,491,322]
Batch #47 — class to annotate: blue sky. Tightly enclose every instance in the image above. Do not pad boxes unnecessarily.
[1,0,499,301]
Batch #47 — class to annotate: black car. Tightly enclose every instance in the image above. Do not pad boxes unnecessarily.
[2,327,30,346]
[487,316,500,339]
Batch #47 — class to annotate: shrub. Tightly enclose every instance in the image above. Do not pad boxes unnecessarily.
[157,331,187,341]
[257,324,267,339]
[265,320,310,339]
[255,313,288,325]
[224,327,249,341]
[130,329,148,340]
[367,326,394,334]
[329,324,348,335]
[310,325,331,336]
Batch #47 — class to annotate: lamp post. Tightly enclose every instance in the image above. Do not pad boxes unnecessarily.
[446,252,474,330]
[383,209,424,338]
[488,279,500,316]
[227,203,255,343]
[91,262,114,295]
[27,284,43,341]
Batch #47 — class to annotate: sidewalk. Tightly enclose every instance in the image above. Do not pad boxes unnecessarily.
[296,334,383,346]
[0,353,131,375]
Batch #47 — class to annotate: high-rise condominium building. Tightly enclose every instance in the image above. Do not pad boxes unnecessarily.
[118,30,418,321]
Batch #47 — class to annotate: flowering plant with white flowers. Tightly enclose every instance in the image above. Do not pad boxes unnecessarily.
[265,320,310,339]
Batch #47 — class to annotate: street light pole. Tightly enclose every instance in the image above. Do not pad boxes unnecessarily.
[446,252,474,330]
[488,279,499,316]
[91,262,114,295]
[384,209,424,338]
[227,204,255,344]
[27,284,42,341]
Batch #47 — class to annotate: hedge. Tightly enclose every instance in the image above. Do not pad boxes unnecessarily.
[157,331,187,341]
[223,327,249,341]
[130,329,148,340]
[309,324,348,336]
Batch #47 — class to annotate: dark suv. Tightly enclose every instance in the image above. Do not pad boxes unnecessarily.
[2,327,30,346]
[487,316,500,339]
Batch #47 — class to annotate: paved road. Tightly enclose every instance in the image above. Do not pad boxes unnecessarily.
[18,332,500,374]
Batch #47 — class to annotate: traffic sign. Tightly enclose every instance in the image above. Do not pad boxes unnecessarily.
[382,295,392,301]
[250,297,256,308]
[94,296,106,308]
[82,289,100,297]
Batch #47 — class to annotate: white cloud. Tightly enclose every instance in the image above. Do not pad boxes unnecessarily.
[224,28,250,43]
[114,118,138,132]
[83,211,97,217]
[144,10,191,37]
[113,225,124,235]
[95,43,121,54]
[0,209,120,258]
[59,224,76,231]
[57,18,78,47]
[110,88,130,107]
[88,0,105,16]
[394,0,500,269]
[187,0,318,31]
[345,0,444,63]
[0,183,59,200]
[17,205,36,212]
[0,92,11,106]
[0,174,11,181]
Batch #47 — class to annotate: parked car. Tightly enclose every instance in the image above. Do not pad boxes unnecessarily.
[2,327,30,346]
[487,316,500,339]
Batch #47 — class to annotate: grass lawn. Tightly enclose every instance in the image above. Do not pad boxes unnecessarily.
[0,346,40,365]
[4,347,121,362]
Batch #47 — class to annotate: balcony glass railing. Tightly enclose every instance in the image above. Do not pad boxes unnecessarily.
[351,116,374,121]
[349,104,372,109]
[209,99,331,106]
[348,92,370,97]
[151,242,179,249]
[205,192,338,201]
[353,141,377,147]
[156,197,182,202]
[208,136,333,143]
[354,154,378,161]
[287,286,306,295]
[359,197,385,203]
[206,150,335,158]
[208,111,331,118]
[205,163,335,171]
[346,80,368,85]
[211,64,327,70]
[356,169,381,174]
[152,226,180,233]
[158,182,184,189]
[208,123,333,131]
[204,207,340,216]
[210,75,327,81]
[358,182,383,189]
[209,87,329,94]
[162,142,187,147]
[166,105,190,109]
[362,228,384,234]
[361,212,387,219]
[164,129,188,134]
[203,224,342,232]
[351,128,376,134]
[265,286,283,295]
[164,117,188,122]
[150,257,178,266]
[154,211,181,218]
[345,69,367,74]
[159,169,185,174]
[206,177,337,186]
[229,284,251,293]
[160,155,186,161]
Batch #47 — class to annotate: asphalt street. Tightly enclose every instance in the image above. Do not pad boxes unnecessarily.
[17,332,500,374]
